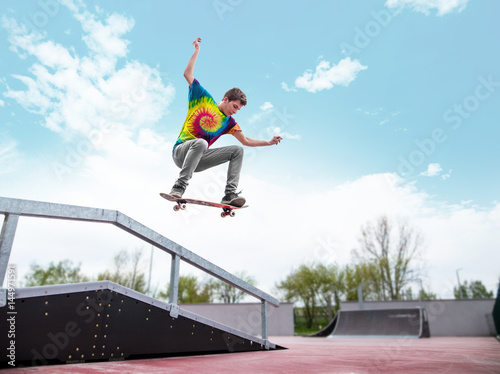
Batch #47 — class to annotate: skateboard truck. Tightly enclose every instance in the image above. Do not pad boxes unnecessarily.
[221,208,236,218]
[172,200,187,212]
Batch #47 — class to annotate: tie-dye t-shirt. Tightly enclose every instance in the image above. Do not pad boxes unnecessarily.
[174,79,241,150]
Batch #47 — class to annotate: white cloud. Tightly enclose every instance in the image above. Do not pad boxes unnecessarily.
[385,0,470,16]
[247,102,301,140]
[0,100,4,107]
[259,102,274,111]
[357,107,403,129]
[266,126,301,140]
[6,168,499,299]
[293,57,367,93]
[441,169,452,180]
[2,2,175,141]
[0,136,20,175]
[357,107,383,116]
[420,163,443,177]
[419,163,451,179]
[281,82,296,92]
[1,15,77,69]
[248,101,274,124]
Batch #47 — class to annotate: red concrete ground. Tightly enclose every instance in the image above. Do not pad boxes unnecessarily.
[4,336,500,374]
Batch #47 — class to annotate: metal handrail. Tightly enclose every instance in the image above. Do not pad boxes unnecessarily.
[0,196,279,340]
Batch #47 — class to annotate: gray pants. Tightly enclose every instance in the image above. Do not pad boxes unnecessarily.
[172,139,244,195]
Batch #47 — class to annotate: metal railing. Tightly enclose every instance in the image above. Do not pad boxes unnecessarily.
[0,196,279,342]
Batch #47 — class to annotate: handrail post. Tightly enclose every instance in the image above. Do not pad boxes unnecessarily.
[0,214,19,307]
[0,214,19,285]
[358,283,364,310]
[261,300,269,345]
[169,254,180,317]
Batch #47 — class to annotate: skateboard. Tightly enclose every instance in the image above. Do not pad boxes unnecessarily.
[160,193,248,218]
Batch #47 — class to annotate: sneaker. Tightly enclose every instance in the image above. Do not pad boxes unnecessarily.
[221,192,246,207]
[170,184,185,198]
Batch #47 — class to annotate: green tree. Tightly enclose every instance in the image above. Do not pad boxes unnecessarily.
[276,263,344,329]
[343,262,382,301]
[209,271,256,303]
[454,280,494,299]
[401,286,437,300]
[316,263,345,320]
[417,288,437,300]
[401,287,437,300]
[24,260,89,286]
[159,275,211,303]
[352,215,425,300]
[276,264,319,329]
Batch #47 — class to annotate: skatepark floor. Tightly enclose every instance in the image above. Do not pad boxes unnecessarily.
[5,336,500,373]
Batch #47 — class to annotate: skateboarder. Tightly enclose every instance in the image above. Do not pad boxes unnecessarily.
[170,37,282,207]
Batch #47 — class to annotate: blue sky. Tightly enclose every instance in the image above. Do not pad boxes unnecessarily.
[1,0,499,299]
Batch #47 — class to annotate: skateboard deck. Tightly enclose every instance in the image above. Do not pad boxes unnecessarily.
[160,193,248,218]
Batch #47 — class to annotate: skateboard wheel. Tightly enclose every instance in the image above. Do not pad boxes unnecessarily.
[229,211,236,217]
[173,205,180,212]
[180,203,187,210]
[221,212,226,218]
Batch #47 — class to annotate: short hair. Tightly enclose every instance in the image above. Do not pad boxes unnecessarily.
[224,87,247,106]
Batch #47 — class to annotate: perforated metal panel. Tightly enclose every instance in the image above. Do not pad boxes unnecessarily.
[0,282,281,368]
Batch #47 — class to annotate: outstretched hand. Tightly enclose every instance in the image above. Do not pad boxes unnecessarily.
[193,37,201,50]
[269,136,283,145]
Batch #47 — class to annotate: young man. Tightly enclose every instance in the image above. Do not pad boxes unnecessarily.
[170,37,282,207]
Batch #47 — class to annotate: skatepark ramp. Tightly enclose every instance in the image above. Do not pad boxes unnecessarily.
[332,308,430,338]
[494,284,500,339]
[0,197,282,367]
[313,308,430,338]
[309,313,338,337]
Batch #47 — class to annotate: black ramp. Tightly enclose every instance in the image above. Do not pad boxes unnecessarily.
[0,281,284,368]
[493,284,500,337]
[332,308,430,338]
[308,313,338,337]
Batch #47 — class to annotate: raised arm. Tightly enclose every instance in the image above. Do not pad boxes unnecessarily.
[184,37,201,87]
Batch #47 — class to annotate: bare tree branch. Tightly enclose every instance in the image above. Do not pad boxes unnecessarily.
[353,215,425,300]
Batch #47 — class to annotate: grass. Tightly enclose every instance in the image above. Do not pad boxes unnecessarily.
[293,313,330,336]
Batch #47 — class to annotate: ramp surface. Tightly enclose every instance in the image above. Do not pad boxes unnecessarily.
[4,336,500,374]
[332,308,430,338]
[308,313,338,337]
[0,281,283,368]
[493,284,500,337]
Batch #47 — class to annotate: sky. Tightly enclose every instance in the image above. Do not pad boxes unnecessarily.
[1,0,499,302]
